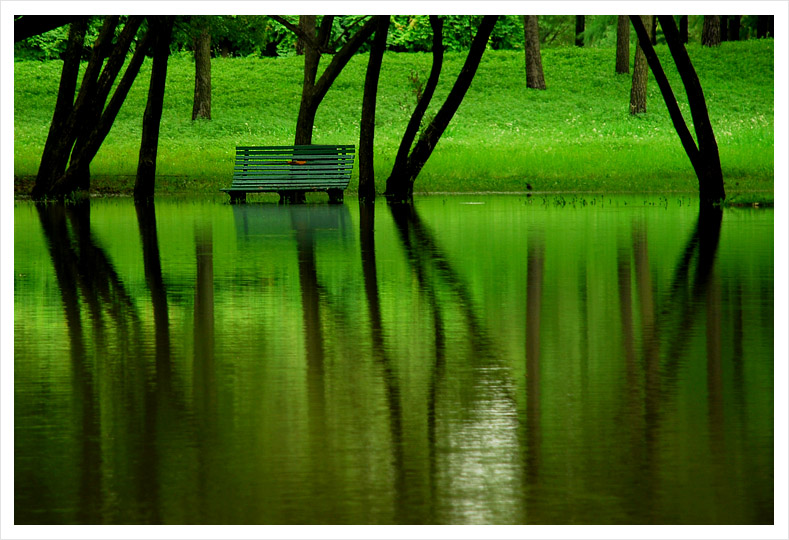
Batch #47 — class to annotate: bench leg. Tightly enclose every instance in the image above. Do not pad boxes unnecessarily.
[328,189,344,204]
[230,192,246,204]
[279,191,306,204]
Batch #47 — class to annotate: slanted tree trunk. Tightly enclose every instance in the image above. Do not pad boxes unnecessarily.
[630,15,652,115]
[293,15,377,145]
[135,16,175,202]
[702,16,721,47]
[33,16,149,200]
[523,15,546,90]
[385,16,498,202]
[575,15,585,46]
[728,15,741,41]
[388,16,444,190]
[680,15,689,43]
[615,15,630,74]
[630,15,725,206]
[192,18,212,120]
[32,18,88,199]
[358,15,390,203]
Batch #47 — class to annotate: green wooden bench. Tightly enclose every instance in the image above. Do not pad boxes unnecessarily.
[221,144,355,204]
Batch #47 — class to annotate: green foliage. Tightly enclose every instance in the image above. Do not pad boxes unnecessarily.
[13,39,773,199]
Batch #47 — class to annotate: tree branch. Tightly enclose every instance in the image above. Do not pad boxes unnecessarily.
[268,15,335,54]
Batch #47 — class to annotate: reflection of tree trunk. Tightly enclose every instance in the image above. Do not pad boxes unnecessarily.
[617,246,637,389]
[706,273,723,448]
[35,203,102,522]
[525,234,544,484]
[359,203,410,522]
[193,224,216,522]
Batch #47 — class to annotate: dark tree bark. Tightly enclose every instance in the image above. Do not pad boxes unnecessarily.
[630,15,652,115]
[720,16,729,42]
[523,16,546,90]
[33,16,149,200]
[192,18,212,121]
[575,15,585,46]
[651,16,658,45]
[615,15,630,74]
[702,16,721,47]
[293,15,378,145]
[32,18,88,199]
[135,16,175,202]
[385,16,498,202]
[14,15,81,42]
[358,16,390,203]
[728,15,741,41]
[757,16,773,38]
[388,16,444,191]
[680,15,688,43]
[630,15,725,205]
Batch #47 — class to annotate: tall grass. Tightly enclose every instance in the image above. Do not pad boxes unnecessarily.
[13,39,774,197]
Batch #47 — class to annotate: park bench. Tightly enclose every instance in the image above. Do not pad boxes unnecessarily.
[222,144,355,204]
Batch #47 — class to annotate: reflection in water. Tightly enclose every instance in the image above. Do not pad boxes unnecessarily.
[14,198,772,525]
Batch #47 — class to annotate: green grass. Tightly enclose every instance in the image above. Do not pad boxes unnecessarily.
[13,39,774,199]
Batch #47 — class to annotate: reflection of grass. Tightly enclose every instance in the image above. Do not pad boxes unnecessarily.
[13,39,774,201]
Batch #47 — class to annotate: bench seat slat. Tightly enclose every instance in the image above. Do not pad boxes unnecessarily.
[224,144,356,202]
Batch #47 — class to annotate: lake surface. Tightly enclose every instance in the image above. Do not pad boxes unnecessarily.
[13,195,774,525]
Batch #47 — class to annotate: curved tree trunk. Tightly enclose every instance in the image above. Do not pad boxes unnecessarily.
[192,20,212,120]
[630,15,652,115]
[385,16,498,202]
[615,15,630,74]
[523,15,546,89]
[135,16,175,202]
[702,16,721,47]
[630,15,725,206]
[358,16,390,203]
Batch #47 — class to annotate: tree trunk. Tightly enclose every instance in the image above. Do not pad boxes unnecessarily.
[293,15,378,147]
[135,16,174,202]
[192,20,212,120]
[757,15,773,38]
[720,16,729,42]
[523,16,546,90]
[32,16,148,200]
[388,16,444,191]
[53,28,152,196]
[680,15,688,43]
[32,18,87,199]
[702,16,721,47]
[615,15,630,74]
[728,15,740,41]
[651,16,658,45]
[631,15,725,206]
[385,16,498,202]
[358,16,390,203]
[630,15,652,115]
[575,15,585,46]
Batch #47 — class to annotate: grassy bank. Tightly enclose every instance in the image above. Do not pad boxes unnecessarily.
[13,39,774,198]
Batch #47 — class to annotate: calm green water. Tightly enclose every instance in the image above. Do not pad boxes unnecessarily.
[14,195,774,525]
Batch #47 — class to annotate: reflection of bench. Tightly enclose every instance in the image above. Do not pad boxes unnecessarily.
[221,145,355,204]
